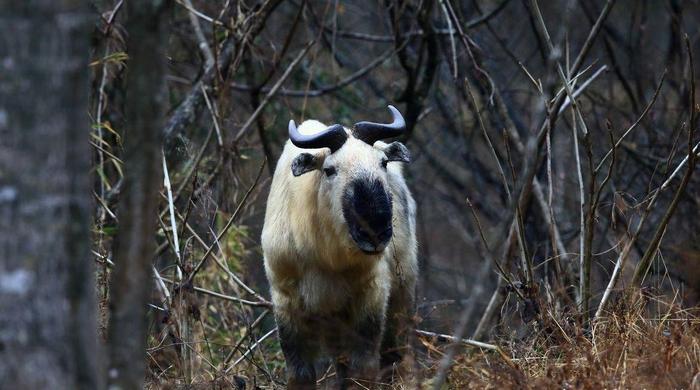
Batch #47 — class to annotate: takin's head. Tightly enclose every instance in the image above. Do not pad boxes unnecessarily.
[288,106,410,255]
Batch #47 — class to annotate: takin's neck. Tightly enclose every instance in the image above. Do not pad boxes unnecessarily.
[295,206,383,273]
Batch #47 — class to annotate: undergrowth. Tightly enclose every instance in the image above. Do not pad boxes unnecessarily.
[447,294,700,389]
[140,283,700,389]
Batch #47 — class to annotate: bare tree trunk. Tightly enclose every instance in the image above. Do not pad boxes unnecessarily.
[107,1,171,388]
[0,1,100,389]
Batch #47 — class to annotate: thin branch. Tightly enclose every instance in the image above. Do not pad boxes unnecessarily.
[468,0,614,331]
[230,42,403,97]
[631,35,698,286]
[206,226,269,303]
[200,85,224,147]
[162,152,182,279]
[465,78,511,200]
[466,199,525,301]
[161,277,271,308]
[418,329,515,371]
[174,0,225,27]
[319,0,511,42]
[163,200,270,304]
[232,41,314,143]
[222,309,271,369]
[152,266,172,305]
[571,104,587,315]
[182,159,266,286]
[230,327,278,368]
[439,0,458,79]
[180,0,215,66]
[557,65,608,115]
[594,70,667,173]
[416,329,505,352]
[659,141,700,190]
[163,0,284,147]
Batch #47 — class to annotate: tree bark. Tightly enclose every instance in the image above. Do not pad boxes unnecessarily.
[107,1,171,388]
[0,1,100,389]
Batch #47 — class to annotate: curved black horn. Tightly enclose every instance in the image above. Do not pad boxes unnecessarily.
[353,105,406,144]
[289,120,348,152]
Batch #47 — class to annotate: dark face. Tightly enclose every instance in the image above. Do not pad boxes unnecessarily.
[342,178,393,254]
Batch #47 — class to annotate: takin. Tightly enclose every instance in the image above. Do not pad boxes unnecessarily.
[261,105,418,389]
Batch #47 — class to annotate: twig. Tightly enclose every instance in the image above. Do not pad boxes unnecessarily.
[92,249,115,267]
[596,37,695,318]
[181,0,215,66]
[465,79,511,200]
[416,329,504,352]
[318,0,511,43]
[594,165,669,319]
[512,0,615,212]
[471,226,514,341]
[569,0,616,79]
[200,85,223,147]
[533,180,568,276]
[232,39,407,98]
[570,104,588,317]
[442,0,496,101]
[152,266,172,304]
[89,140,123,164]
[417,329,514,370]
[529,0,609,322]
[438,0,458,79]
[161,277,270,307]
[589,132,617,320]
[466,199,524,301]
[463,77,530,297]
[174,0,225,27]
[93,191,117,221]
[172,125,215,200]
[223,309,271,369]
[161,197,270,304]
[464,0,615,340]
[94,39,114,215]
[659,141,700,190]
[156,215,177,261]
[206,226,269,303]
[163,0,283,146]
[594,70,667,173]
[162,152,182,279]
[182,159,266,286]
[230,327,278,368]
[557,65,608,115]
[97,0,124,35]
[631,35,698,286]
[232,41,314,143]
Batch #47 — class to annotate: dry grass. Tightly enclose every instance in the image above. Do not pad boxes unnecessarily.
[446,294,700,389]
[139,282,700,389]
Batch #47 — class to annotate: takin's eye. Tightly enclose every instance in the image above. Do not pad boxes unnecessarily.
[323,166,337,177]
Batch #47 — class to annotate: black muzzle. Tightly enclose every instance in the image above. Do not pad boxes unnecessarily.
[342,179,393,254]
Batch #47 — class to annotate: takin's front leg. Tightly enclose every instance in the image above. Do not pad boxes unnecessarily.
[276,313,319,389]
[334,313,384,390]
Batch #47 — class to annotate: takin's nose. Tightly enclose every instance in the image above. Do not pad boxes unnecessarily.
[342,178,393,254]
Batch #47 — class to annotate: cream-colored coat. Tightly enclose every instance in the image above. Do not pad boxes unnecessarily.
[261,121,417,348]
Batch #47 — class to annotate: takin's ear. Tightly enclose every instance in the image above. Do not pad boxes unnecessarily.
[291,152,323,176]
[383,141,411,163]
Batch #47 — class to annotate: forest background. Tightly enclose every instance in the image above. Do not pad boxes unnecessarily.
[0,0,699,388]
